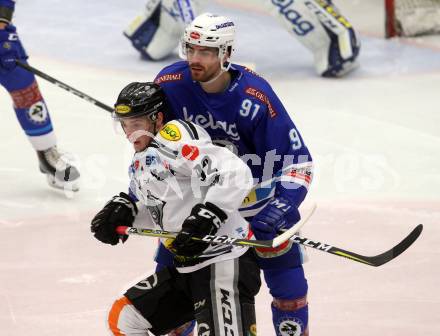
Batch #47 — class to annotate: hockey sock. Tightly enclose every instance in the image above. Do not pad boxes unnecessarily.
[5,67,56,150]
[272,297,309,336]
[264,267,309,336]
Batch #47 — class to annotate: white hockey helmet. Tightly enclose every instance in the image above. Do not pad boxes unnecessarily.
[179,13,235,70]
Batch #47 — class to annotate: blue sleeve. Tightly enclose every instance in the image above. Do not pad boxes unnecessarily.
[154,65,182,123]
[153,66,168,82]
[0,0,15,23]
[251,84,313,209]
[0,0,14,9]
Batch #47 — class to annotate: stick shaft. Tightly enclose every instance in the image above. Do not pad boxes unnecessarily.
[16,60,113,112]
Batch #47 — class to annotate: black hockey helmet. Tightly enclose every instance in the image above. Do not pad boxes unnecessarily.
[113,82,166,121]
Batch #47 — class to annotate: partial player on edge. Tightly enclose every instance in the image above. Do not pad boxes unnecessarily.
[0,0,80,191]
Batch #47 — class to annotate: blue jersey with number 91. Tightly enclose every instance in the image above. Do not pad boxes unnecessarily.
[155,61,313,219]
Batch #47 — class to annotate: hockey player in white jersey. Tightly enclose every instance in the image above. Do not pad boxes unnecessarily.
[90,82,260,335]
[124,0,359,77]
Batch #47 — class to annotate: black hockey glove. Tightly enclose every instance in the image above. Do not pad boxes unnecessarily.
[171,202,227,257]
[90,192,138,245]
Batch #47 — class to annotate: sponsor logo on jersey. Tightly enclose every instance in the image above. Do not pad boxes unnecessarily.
[245,87,277,118]
[181,144,199,161]
[154,73,183,84]
[115,104,131,114]
[271,0,314,36]
[190,31,201,39]
[183,107,240,141]
[159,123,181,141]
[284,167,312,187]
[216,21,234,29]
[145,155,158,166]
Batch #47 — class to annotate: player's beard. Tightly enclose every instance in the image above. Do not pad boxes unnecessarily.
[190,62,220,82]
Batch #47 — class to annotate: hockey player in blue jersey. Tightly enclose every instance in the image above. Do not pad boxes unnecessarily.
[124,0,359,77]
[0,0,80,191]
[154,13,314,336]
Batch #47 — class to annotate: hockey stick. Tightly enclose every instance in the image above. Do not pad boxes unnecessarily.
[118,216,422,267]
[16,60,113,113]
[291,224,423,267]
[116,203,317,249]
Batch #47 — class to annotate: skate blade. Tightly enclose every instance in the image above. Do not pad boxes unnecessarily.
[45,174,80,192]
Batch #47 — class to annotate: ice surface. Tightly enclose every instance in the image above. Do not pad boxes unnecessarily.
[1,0,439,335]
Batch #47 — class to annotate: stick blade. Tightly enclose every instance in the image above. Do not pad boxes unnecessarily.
[369,224,423,267]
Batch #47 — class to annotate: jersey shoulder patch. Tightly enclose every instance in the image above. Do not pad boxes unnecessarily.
[154,61,187,85]
[159,122,182,142]
[157,119,202,144]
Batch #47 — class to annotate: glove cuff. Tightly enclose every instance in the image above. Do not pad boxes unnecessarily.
[204,202,227,223]
[119,192,138,215]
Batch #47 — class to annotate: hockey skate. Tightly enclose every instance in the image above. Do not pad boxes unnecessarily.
[37,146,80,192]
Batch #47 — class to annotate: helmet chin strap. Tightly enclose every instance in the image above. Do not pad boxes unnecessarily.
[199,67,225,85]
[199,54,231,85]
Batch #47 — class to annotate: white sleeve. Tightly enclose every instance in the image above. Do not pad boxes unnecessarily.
[127,156,156,229]
[132,203,155,229]
[155,120,253,217]
[194,139,253,216]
